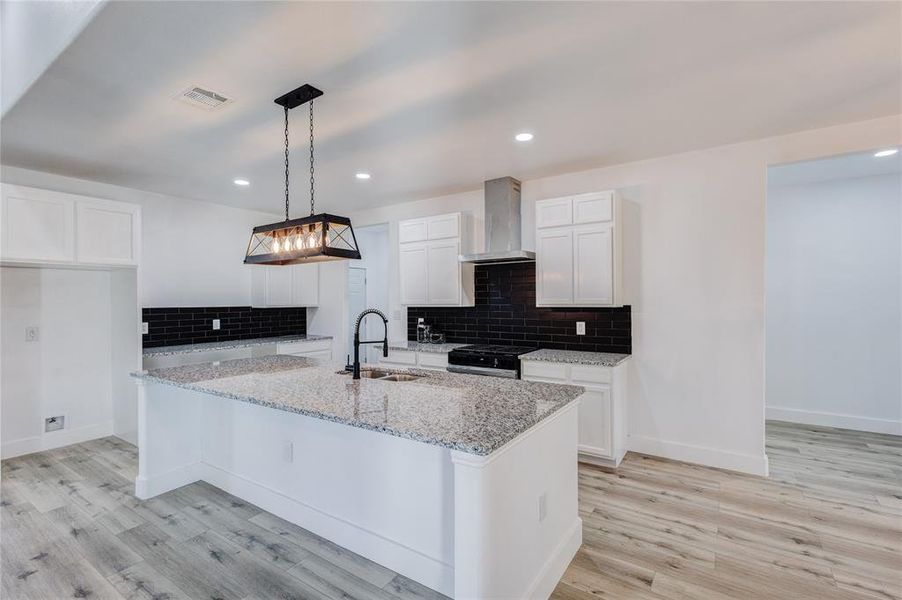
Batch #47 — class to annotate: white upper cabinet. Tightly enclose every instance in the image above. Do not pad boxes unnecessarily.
[398,212,474,306]
[536,229,573,304]
[76,200,140,265]
[399,243,428,305]
[535,191,623,307]
[1,184,139,267]
[251,263,319,307]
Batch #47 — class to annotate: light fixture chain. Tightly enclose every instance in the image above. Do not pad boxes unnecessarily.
[284,106,290,221]
[309,100,315,215]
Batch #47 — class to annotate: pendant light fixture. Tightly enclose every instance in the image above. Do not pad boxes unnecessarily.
[244,84,361,265]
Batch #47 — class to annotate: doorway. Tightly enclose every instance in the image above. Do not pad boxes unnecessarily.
[347,224,390,364]
[765,147,901,435]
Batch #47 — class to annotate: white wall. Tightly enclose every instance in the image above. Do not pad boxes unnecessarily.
[337,114,900,475]
[1,267,117,457]
[0,165,279,307]
[766,172,902,434]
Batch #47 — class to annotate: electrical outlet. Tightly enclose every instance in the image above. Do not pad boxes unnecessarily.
[45,415,65,432]
[212,319,221,330]
[141,322,149,335]
[576,321,586,336]
[538,492,547,522]
[25,326,39,342]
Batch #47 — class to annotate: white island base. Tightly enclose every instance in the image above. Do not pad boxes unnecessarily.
[135,380,582,599]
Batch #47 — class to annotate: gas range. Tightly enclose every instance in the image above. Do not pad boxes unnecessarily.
[447,344,537,379]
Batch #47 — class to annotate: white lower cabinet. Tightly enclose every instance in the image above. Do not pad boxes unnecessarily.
[381,348,449,371]
[522,359,627,466]
[276,339,333,360]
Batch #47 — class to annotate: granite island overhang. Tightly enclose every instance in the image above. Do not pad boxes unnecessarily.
[132,355,586,599]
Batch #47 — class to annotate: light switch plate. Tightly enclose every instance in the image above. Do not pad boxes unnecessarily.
[141,322,149,335]
[212,319,221,330]
[25,326,39,342]
[576,321,586,335]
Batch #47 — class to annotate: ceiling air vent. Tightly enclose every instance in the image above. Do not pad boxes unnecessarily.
[176,85,233,110]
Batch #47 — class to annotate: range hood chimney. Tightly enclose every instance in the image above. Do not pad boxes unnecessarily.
[459,176,535,264]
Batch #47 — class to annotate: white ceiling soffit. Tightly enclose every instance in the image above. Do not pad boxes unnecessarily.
[1,1,900,214]
[0,0,107,116]
[768,148,902,188]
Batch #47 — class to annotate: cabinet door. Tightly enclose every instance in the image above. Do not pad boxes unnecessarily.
[426,240,460,305]
[536,229,573,305]
[535,197,573,229]
[264,266,294,306]
[572,191,613,224]
[399,218,428,243]
[427,213,460,240]
[578,387,613,459]
[399,243,428,305]
[1,187,75,262]
[292,264,319,306]
[76,201,138,265]
[574,226,613,305]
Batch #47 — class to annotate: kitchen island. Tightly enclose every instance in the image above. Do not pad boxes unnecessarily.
[133,355,585,599]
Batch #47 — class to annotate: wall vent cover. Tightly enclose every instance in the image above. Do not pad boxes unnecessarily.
[176,85,233,110]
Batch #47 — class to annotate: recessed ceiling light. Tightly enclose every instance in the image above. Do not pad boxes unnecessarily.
[515,132,534,142]
[874,149,898,158]
[355,172,371,180]
[233,178,250,186]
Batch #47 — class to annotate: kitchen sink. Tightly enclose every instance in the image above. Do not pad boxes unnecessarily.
[378,373,421,382]
[341,369,422,382]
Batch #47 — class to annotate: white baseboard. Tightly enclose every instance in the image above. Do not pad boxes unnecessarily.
[1,421,113,459]
[200,463,454,597]
[134,462,202,499]
[767,406,902,435]
[627,434,769,476]
[525,518,582,600]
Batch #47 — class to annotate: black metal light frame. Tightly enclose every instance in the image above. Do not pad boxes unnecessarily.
[244,84,362,266]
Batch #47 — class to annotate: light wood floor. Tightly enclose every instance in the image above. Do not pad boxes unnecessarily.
[1,422,899,599]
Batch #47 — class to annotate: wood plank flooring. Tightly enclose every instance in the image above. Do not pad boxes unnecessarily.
[551,421,902,600]
[2,421,899,599]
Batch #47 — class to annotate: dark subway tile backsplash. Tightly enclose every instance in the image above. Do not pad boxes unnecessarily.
[407,262,630,354]
[142,306,306,348]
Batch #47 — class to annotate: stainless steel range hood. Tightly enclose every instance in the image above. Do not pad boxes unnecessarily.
[459,176,535,264]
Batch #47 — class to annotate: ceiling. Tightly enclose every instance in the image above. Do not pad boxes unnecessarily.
[768,147,902,187]
[1,1,900,214]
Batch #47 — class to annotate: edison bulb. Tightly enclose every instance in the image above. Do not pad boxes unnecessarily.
[272,239,281,253]
[295,236,304,250]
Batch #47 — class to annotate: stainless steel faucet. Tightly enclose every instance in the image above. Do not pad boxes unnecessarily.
[353,309,388,379]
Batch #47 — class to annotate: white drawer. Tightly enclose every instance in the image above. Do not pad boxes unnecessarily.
[384,349,418,365]
[277,339,332,355]
[570,364,612,386]
[417,352,449,370]
[521,360,569,382]
[287,349,332,361]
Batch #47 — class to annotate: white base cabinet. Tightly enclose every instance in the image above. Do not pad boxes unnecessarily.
[250,264,319,307]
[535,191,623,307]
[522,359,628,466]
[276,338,333,361]
[381,348,450,371]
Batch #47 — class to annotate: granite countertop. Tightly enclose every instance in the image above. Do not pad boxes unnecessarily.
[142,335,332,357]
[133,355,583,455]
[387,341,469,354]
[519,349,631,367]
